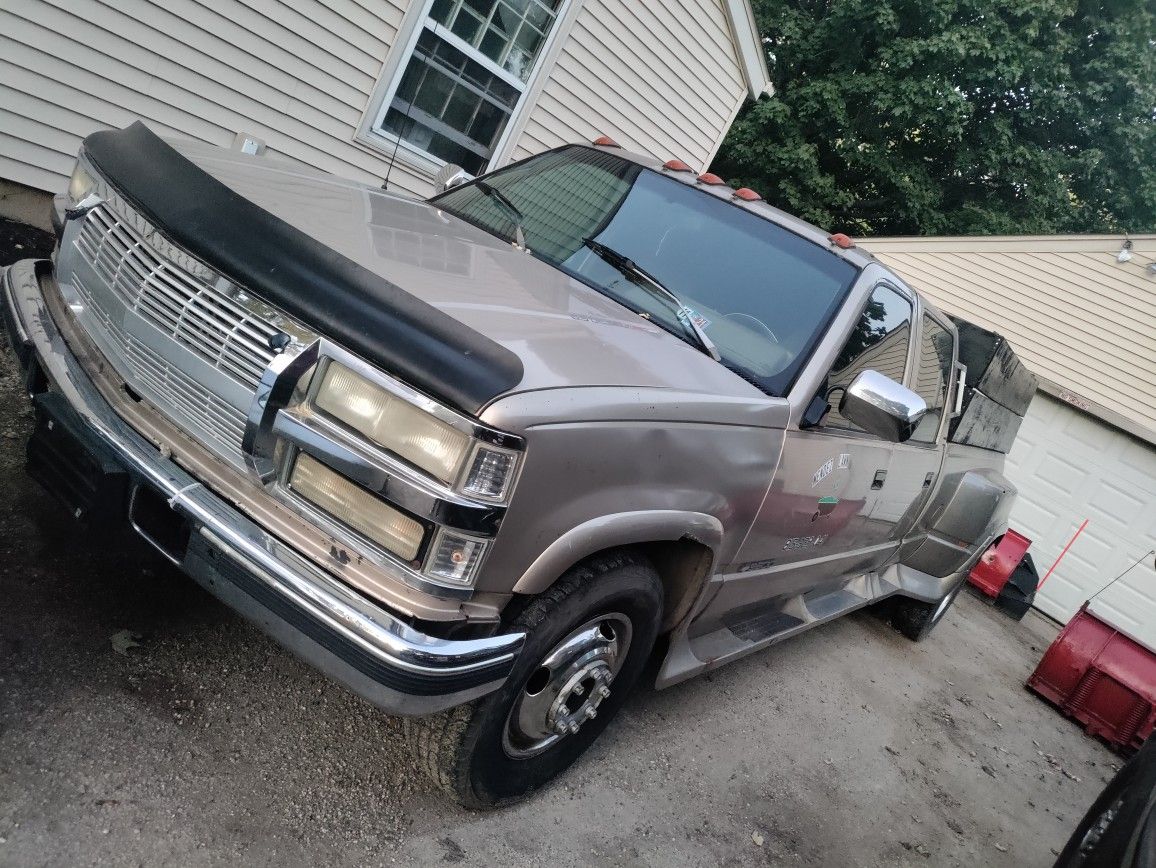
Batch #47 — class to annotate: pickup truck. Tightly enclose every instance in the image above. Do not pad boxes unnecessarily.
[2,123,1034,808]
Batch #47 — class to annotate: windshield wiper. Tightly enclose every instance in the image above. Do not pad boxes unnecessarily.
[475,180,527,251]
[582,238,721,361]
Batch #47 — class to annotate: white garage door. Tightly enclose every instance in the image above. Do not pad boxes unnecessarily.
[1005,394,1156,648]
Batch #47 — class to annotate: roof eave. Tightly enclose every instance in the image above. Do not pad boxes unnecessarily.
[723,0,773,100]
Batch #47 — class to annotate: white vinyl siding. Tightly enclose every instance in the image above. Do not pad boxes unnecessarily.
[508,0,749,171]
[0,0,759,199]
[0,0,433,197]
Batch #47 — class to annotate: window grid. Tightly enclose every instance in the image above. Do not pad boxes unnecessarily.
[373,0,564,174]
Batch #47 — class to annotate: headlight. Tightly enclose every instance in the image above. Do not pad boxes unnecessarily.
[67,160,95,208]
[315,360,471,483]
[313,360,519,501]
[288,452,425,561]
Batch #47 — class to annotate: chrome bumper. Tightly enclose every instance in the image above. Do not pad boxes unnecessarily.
[2,259,524,715]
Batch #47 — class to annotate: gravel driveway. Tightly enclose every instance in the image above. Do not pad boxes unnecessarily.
[0,229,1117,867]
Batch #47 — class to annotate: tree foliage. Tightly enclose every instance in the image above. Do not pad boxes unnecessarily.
[712,0,1156,236]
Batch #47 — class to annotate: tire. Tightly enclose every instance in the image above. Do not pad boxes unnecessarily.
[406,550,663,808]
[1054,734,1156,867]
[887,580,965,642]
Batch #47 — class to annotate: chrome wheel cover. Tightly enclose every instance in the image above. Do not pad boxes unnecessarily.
[502,613,633,759]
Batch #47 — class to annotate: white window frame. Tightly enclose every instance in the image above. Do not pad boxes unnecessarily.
[355,0,580,179]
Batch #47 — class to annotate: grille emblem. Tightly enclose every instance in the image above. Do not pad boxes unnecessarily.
[267,331,292,353]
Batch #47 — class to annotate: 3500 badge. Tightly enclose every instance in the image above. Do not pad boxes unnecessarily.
[783,534,828,551]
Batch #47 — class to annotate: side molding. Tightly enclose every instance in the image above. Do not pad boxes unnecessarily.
[511,510,724,594]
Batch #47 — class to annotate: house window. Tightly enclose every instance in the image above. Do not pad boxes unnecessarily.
[376,0,565,175]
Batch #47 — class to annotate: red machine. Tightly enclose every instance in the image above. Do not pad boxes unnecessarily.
[1028,604,1156,753]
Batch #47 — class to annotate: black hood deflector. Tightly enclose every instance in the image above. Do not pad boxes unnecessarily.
[82,123,523,414]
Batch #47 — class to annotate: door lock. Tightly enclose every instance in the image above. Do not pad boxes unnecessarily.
[871,469,887,489]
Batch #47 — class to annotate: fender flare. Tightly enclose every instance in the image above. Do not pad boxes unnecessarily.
[510,510,724,595]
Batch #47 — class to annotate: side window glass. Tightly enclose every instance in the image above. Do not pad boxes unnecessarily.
[909,315,954,442]
[821,285,913,431]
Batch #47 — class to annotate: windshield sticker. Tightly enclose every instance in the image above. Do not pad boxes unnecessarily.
[680,308,712,330]
[811,458,835,488]
[838,453,850,470]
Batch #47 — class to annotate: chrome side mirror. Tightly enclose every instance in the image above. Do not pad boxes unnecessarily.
[840,369,927,443]
[433,164,472,195]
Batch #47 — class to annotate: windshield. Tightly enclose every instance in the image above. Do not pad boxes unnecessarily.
[431,146,859,396]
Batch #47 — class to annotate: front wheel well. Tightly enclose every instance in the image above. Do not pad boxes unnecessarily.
[506,540,714,634]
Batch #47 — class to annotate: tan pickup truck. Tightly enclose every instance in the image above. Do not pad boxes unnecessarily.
[3,123,1033,806]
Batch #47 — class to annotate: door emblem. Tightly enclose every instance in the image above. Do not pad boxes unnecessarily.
[811,458,835,487]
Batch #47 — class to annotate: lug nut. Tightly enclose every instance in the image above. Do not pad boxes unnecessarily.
[554,720,568,735]
[598,685,611,699]
[569,722,580,735]
[572,684,584,696]
[586,707,597,720]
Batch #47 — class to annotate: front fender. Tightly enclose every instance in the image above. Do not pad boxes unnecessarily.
[511,510,724,594]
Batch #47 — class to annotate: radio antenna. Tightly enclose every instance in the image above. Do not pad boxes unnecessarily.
[383,57,431,191]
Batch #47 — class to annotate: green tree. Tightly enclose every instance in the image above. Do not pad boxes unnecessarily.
[712,0,1156,236]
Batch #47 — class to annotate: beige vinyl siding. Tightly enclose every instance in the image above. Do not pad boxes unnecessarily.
[860,235,1156,445]
[509,0,749,171]
[0,0,433,197]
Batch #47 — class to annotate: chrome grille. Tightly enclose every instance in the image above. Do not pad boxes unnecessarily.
[75,205,279,389]
[72,273,249,454]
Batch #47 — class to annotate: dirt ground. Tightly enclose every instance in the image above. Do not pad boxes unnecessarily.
[0,234,1119,867]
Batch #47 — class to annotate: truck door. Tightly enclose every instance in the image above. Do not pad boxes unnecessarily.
[718,284,919,607]
[883,311,956,543]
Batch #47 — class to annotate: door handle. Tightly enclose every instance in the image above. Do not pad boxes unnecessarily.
[871,469,887,489]
[923,472,935,488]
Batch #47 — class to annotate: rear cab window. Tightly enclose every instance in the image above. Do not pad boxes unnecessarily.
[909,314,955,443]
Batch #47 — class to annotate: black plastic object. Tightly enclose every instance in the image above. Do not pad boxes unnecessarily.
[82,123,524,415]
[995,552,1039,621]
[948,317,1038,453]
[26,390,129,532]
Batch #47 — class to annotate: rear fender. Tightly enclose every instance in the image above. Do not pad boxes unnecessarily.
[902,467,1017,578]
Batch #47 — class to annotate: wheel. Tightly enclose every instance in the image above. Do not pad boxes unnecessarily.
[406,550,663,808]
[887,579,964,642]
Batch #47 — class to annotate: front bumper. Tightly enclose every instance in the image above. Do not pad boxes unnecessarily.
[2,258,524,715]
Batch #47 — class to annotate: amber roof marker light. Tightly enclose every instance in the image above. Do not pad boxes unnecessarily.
[591,135,620,147]
[828,233,856,250]
[696,172,726,186]
[732,188,762,201]
[663,159,693,173]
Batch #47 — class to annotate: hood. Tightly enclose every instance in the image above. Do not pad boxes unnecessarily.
[168,139,760,405]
